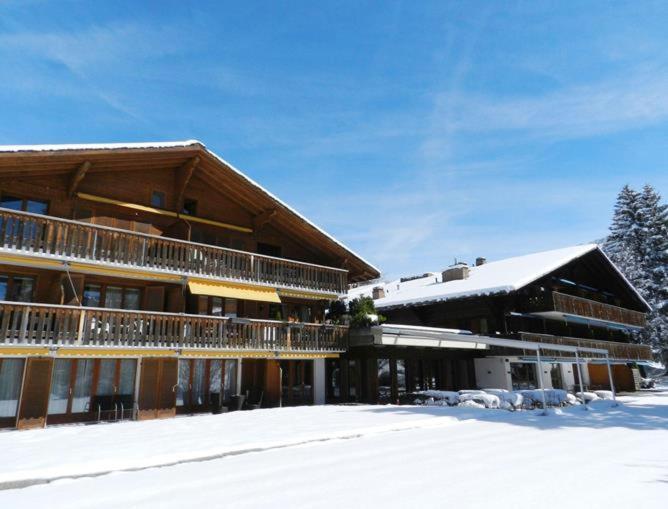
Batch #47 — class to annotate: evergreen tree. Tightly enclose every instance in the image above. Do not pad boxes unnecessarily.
[603,184,668,352]
[604,185,643,272]
[636,185,668,349]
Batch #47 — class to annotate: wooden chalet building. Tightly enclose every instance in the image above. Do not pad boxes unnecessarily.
[334,245,653,404]
[0,140,379,429]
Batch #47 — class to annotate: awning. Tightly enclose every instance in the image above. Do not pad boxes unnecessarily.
[188,280,281,303]
[278,289,338,301]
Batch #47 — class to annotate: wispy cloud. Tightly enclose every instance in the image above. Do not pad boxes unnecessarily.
[430,66,668,141]
[0,23,188,121]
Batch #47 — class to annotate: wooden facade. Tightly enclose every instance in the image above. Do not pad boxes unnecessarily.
[0,141,378,429]
[335,248,652,403]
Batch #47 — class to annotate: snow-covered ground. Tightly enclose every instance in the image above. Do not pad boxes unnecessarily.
[1,386,667,508]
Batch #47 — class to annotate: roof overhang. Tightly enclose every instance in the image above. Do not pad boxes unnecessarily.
[0,140,380,283]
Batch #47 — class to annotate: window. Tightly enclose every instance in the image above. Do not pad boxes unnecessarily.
[396,360,407,398]
[151,191,166,209]
[0,195,48,215]
[0,359,24,418]
[105,287,123,309]
[83,284,101,307]
[0,275,35,302]
[83,284,141,310]
[182,199,197,216]
[223,360,237,401]
[377,359,391,403]
[211,297,223,317]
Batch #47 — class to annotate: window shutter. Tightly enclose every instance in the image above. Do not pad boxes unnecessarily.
[17,358,53,429]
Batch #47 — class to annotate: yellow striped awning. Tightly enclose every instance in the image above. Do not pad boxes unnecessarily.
[188,280,281,303]
[278,289,338,301]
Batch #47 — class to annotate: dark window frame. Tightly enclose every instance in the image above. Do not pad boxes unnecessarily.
[0,194,49,215]
[150,191,166,209]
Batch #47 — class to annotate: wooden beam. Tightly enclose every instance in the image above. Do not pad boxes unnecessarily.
[175,156,200,212]
[253,208,277,232]
[67,161,91,198]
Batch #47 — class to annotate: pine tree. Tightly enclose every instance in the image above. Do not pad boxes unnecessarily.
[604,185,644,284]
[636,185,668,349]
[603,184,668,353]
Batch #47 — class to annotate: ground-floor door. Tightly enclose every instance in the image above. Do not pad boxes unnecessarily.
[176,358,239,414]
[0,358,25,428]
[137,358,178,420]
[45,358,138,425]
[280,360,313,406]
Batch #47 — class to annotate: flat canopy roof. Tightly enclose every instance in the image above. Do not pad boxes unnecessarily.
[354,323,609,356]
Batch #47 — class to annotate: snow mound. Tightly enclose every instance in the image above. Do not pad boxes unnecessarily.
[594,390,614,400]
[482,389,524,408]
[576,392,600,403]
[518,389,568,407]
[416,390,460,405]
[458,399,486,409]
[459,392,500,409]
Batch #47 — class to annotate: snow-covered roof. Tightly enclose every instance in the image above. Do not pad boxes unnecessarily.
[0,140,380,278]
[349,244,649,310]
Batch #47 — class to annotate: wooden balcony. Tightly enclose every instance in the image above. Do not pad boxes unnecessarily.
[531,291,646,328]
[518,332,653,361]
[0,207,347,295]
[0,301,348,352]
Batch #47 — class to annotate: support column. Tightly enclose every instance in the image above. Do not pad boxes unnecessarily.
[313,358,326,405]
[575,351,588,411]
[536,348,547,415]
[605,354,618,406]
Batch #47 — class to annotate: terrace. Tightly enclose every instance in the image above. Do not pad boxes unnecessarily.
[0,207,348,296]
[0,301,348,353]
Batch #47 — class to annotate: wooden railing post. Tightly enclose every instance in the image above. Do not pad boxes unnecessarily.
[19,306,30,344]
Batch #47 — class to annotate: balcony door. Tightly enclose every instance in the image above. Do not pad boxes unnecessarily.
[280,360,313,406]
[46,358,95,425]
[176,358,238,413]
[0,358,26,428]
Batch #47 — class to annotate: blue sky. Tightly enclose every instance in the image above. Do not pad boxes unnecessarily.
[1,1,667,279]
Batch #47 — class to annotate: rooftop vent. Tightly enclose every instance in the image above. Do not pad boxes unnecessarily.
[442,263,470,282]
[475,257,487,266]
[372,286,385,300]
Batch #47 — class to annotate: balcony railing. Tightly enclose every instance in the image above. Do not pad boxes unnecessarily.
[551,291,646,328]
[0,207,347,295]
[527,290,646,328]
[0,301,348,352]
[518,332,653,361]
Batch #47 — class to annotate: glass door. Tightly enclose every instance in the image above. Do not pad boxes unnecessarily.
[0,358,25,428]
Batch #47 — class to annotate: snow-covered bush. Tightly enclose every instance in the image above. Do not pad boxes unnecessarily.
[482,389,524,409]
[416,390,460,406]
[576,391,600,403]
[594,390,614,400]
[458,392,500,409]
[458,399,486,409]
[565,393,580,405]
[518,389,568,407]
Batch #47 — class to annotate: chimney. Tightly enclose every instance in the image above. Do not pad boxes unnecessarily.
[372,286,385,300]
[475,257,487,266]
[442,263,470,282]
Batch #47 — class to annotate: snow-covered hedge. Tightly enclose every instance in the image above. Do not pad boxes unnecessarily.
[458,392,501,409]
[518,389,568,407]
